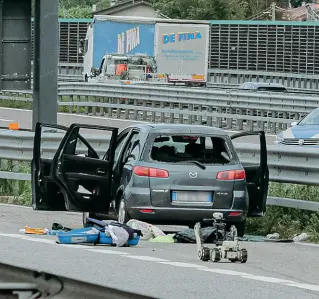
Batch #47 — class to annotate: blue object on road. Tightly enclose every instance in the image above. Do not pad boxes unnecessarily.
[56,227,99,244]
[98,232,140,246]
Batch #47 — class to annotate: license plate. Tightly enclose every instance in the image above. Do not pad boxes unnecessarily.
[171,191,212,204]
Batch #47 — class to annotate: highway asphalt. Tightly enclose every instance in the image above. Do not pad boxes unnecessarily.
[0,204,318,299]
[0,107,276,144]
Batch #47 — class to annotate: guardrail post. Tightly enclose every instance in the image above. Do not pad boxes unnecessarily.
[152,102,156,122]
[98,96,103,116]
[124,99,129,119]
[143,101,148,121]
[68,95,73,113]
[206,106,212,126]
[247,109,253,130]
[197,104,203,124]
[169,102,174,123]
[84,96,88,114]
[178,103,183,123]
[92,96,96,116]
[116,98,121,118]
[75,95,80,114]
[160,102,165,122]
[107,98,112,117]
[12,161,19,197]
[189,104,194,124]
[226,108,233,129]
[237,108,243,130]
[216,107,222,127]
[133,99,138,120]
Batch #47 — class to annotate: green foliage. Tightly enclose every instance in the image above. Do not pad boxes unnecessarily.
[290,0,314,8]
[247,183,319,243]
[58,0,110,18]
[154,0,249,20]
[59,6,93,18]
[0,161,31,206]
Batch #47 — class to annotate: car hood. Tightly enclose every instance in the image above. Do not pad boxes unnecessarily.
[281,125,319,139]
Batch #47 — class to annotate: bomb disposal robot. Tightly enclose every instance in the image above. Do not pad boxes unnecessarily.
[194,212,248,263]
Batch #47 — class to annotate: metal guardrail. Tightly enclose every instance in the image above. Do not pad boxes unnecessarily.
[0,262,153,299]
[2,82,317,134]
[206,82,319,95]
[208,68,319,91]
[0,130,318,211]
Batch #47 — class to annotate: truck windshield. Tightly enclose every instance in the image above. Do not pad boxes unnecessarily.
[149,135,232,165]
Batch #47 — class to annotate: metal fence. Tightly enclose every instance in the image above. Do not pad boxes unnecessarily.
[0,130,318,212]
[2,82,318,134]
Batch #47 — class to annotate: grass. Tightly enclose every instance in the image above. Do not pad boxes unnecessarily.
[0,161,31,206]
[246,183,319,243]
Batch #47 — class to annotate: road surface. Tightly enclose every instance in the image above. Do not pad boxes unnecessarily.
[0,204,318,299]
[0,107,276,144]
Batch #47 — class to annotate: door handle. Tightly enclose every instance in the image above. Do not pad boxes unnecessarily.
[97,168,106,174]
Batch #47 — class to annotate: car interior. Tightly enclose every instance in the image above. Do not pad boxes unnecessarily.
[150,135,231,164]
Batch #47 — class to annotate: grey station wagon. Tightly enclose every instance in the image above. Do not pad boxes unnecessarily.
[31,122,269,237]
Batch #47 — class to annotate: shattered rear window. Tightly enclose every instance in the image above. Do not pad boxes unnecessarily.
[150,135,232,165]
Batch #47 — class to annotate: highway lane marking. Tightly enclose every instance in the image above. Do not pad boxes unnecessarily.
[198,268,319,292]
[1,232,319,293]
[0,118,14,122]
[159,261,207,268]
[125,256,169,262]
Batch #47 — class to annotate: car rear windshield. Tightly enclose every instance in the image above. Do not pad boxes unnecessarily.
[149,134,232,165]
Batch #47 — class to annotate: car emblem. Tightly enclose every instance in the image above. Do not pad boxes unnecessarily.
[298,139,305,146]
[189,171,198,178]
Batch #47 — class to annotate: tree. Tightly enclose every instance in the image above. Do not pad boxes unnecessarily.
[58,0,110,18]
[153,0,249,20]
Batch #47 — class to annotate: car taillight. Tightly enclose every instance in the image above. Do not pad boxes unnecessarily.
[216,170,246,180]
[133,166,169,178]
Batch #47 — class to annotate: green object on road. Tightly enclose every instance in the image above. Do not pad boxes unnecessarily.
[150,234,175,243]
[239,235,265,242]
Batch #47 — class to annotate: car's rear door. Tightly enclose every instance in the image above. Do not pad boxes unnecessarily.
[32,123,118,213]
[231,131,269,216]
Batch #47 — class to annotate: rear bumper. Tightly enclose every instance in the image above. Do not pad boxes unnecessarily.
[127,207,247,225]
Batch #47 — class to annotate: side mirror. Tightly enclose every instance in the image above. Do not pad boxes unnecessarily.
[290,121,298,127]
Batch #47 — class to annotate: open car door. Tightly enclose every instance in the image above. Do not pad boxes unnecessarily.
[32,122,118,213]
[231,131,269,217]
[32,123,69,210]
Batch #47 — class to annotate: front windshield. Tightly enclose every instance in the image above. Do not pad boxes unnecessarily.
[298,109,319,126]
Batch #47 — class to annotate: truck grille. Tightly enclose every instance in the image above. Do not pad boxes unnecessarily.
[281,138,319,146]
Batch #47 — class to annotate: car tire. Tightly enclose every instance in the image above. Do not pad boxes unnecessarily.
[117,196,130,224]
[235,221,246,238]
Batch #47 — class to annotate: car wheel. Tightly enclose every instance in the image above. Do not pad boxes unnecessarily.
[117,196,130,224]
[235,221,246,238]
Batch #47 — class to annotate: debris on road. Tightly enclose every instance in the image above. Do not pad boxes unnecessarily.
[126,219,165,240]
[23,226,49,235]
[149,235,175,243]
